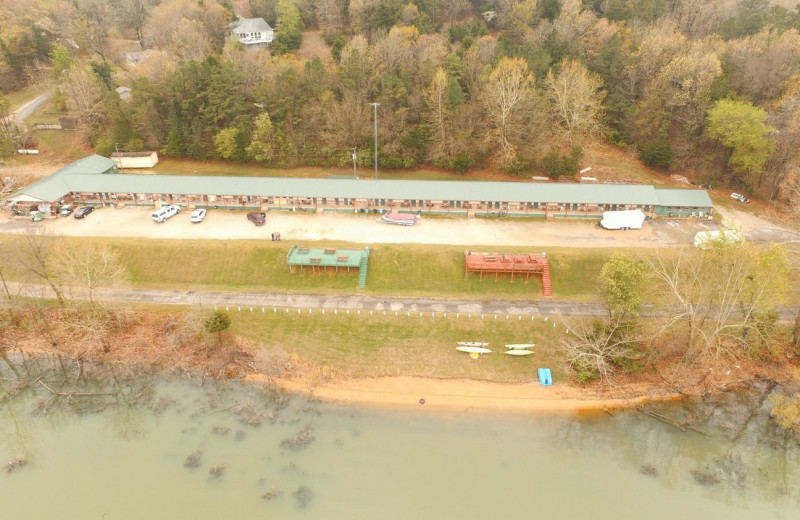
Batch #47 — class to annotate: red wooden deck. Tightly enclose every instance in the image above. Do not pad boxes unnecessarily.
[464,252,552,296]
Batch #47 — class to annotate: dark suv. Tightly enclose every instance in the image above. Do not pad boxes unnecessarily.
[74,206,94,219]
[247,211,266,226]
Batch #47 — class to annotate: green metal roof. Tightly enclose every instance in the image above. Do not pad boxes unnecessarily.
[287,246,366,268]
[655,189,713,208]
[16,155,715,209]
[13,155,118,202]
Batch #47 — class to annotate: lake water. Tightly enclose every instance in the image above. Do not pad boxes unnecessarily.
[1,360,797,519]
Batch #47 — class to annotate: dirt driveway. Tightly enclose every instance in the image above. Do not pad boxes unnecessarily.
[0,206,677,248]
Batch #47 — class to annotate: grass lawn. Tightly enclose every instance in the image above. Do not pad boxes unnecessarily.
[26,94,65,125]
[101,238,609,300]
[5,234,799,302]
[231,310,569,383]
[4,84,44,112]
[2,236,608,300]
[36,129,92,161]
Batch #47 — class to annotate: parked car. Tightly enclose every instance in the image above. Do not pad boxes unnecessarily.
[59,204,73,217]
[247,211,266,226]
[151,204,181,223]
[730,192,750,203]
[74,206,94,219]
[190,208,207,223]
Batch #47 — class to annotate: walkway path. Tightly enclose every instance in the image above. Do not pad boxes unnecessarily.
[7,282,607,317]
[6,282,798,320]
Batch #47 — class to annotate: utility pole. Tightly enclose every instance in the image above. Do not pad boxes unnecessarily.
[351,147,358,179]
[370,102,379,178]
[114,143,124,174]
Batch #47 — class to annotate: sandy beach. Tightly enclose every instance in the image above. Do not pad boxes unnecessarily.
[245,374,678,414]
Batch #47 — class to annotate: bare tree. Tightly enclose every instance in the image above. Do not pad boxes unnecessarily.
[726,28,800,105]
[546,58,606,146]
[71,0,115,60]
[644,243,789,362]
[480,56,536,168]
[172,18,213,62]
[769,77,800,201]
[0,96,24,159]
[440,0,470,27]
[652,42,721,136]
[423,68,452,161]
[11,227,67,308]
[51,242,130,306]
[63,67,108,130]
[113,0,152,47]
[553,0,596,41]
[322,90,370,153]
[562,316,644,384]
[315,0,346,34]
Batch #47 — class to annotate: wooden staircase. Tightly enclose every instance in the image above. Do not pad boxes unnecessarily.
[541,260,552,296]
[357,252,369,289]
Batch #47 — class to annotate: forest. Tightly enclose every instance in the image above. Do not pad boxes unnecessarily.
[2,0,800,212]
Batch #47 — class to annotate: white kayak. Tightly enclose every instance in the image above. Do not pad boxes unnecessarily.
[458,341,489,348]
[504,350,533,356]
[456,346,492,354]
[505,344,535,350]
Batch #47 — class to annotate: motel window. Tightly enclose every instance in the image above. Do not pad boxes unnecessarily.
[321,198,327,205]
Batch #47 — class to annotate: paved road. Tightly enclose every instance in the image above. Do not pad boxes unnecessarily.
[13,90,53,124]
[9,282,606,317]
[7,283,798,321]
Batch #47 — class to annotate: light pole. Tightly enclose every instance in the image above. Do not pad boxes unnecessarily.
[351,147,358,179]
[370,102,380,178]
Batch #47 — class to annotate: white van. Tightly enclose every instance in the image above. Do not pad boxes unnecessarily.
[599,209,645,230]
[151,204,181,223]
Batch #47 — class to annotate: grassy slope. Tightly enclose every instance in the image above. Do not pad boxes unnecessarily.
[16,236,606,300]
[150,157,502,181]
[231,311,569,382]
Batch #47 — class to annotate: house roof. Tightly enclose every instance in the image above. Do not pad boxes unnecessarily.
[14,155,117,202]
[111,151,157,158]
[53,175,663,204]
[14,155,715,210]
[655,189,713,208]
[230,18,273,32]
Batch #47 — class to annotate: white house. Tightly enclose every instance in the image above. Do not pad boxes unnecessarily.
[111,151,159,169]
[116,86,132,101]
[230,18,274,46]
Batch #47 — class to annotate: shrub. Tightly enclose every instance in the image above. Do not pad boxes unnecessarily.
[449,154,472,174]
[539,146,583,177]
[570,356,599,384]
[638,138,675,167]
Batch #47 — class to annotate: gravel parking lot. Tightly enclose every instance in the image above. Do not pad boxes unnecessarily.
[3,204,796,248]
[1,206,670,248]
